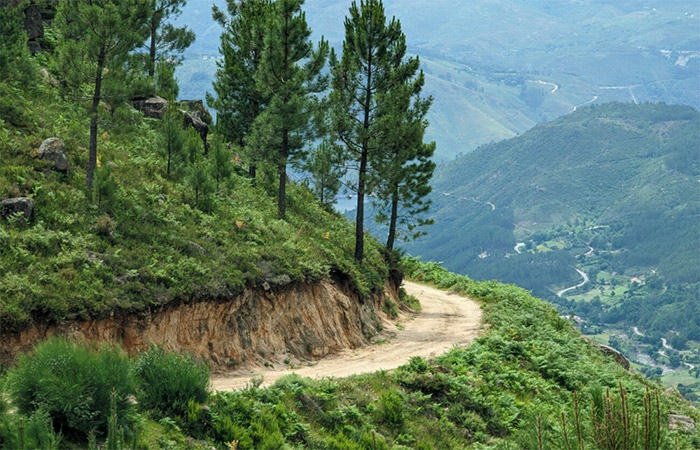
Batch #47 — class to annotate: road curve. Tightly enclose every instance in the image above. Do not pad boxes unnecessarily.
[212,281,483,391]
[556,268,590,297]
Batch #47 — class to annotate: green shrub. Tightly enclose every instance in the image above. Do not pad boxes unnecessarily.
[133,346,210,421]
[6,338,136,442]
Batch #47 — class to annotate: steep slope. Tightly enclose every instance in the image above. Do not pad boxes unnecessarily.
[0,74,389,335]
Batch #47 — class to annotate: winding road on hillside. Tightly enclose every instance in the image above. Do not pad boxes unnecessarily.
[556,268,590,297]
[212,282,483,391]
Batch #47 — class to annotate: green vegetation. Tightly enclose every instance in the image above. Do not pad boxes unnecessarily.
[134,345,210,421]
[2,262,698,448]
[407,102,700,401]
[0,63,387,332]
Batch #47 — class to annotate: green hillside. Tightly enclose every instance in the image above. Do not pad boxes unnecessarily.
[176,0,700,160]
[0,77,387,334]
[407,102,700,399]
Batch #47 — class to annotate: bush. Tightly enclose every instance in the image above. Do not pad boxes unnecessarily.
[6,338,136,442]
[134,346,210,421]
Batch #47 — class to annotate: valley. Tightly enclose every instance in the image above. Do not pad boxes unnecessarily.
[176,0,700,160]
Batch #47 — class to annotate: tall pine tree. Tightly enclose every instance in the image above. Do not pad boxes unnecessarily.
[250,0,328,219]
[144,0,195,77]
[330,0,405,263]
[373,70,436,251]
[208,0,271,178]
[54,0,150,191]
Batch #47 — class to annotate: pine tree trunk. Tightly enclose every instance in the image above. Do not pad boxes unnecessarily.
[148,13,157,77]
[87,48,106,192]
[355,151,367,262]
[355,40,374,264]
[386,186,399,251]
[278,131,288,219]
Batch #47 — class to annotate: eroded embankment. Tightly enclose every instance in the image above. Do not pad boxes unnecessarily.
[0,279,397,372]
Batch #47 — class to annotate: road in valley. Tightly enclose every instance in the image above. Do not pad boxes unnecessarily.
[212,281,483,391]
[556,268,590,297]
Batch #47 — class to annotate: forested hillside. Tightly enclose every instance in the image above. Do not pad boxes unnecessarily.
[176,0,700,160]
[407,102,700,400]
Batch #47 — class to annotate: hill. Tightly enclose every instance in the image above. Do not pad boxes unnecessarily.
[175,0,700,161]
[0,78,388,335]
[406,102,700,399]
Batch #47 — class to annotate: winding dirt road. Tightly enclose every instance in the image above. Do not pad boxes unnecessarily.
[212,281,482,391]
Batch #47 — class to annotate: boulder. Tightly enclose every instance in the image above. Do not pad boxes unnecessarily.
[669,414,695,433]
[1,197,34,221]
[596,343,630,370]
[183,111,210,152]
[132,95,168,119]
[37,137,69,172]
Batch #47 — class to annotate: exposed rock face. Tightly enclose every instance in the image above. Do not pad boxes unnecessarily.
[0,280,394,372]
[669,414,696,433]
[595,342,631,370]
[0,197,34,221]
[131,95,168,119]
[23,2,44,54]
[183,110,210,152]
[38,137,69,172]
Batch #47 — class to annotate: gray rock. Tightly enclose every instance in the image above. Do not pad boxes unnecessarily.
[132,95,168,119]
[596,343,631,370]
[1,197,34,221]
[183,111,210,152]
[669,414,695,433]
[38,137,69,172]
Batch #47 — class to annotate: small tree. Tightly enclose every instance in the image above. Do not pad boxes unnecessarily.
[307,140,346,209]
[0,2,34,85]
[250,0,328,219]
[155,60,179,101]
[54,0,150,191]
[162,106,185,178]
[209,137,234,193]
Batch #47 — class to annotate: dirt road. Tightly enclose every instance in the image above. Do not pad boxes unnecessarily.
[212,281,482,391]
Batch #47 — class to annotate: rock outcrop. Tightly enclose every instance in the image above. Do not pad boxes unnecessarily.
[182,110,210,152]
[669,414,696,433]
[0,279,395,373]
[37,137,69,173]
[131,95,168,120]
[24,2,43,54]
[594,341,631,370]
[0,197,34,221]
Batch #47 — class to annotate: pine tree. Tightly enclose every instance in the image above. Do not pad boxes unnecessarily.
[54,0,150,191]
[161,105,185,178]
[250,0,328,219]
[208,0,271,178]
[144,0,195,77]
[209,137,234,193]
[329,0,406,263]
[0,2,34,85]
[307,140,346,209]
[373,68,436,252]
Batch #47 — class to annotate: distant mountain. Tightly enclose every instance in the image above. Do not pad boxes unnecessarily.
[175,0,700,161]
[407,102,699,342]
